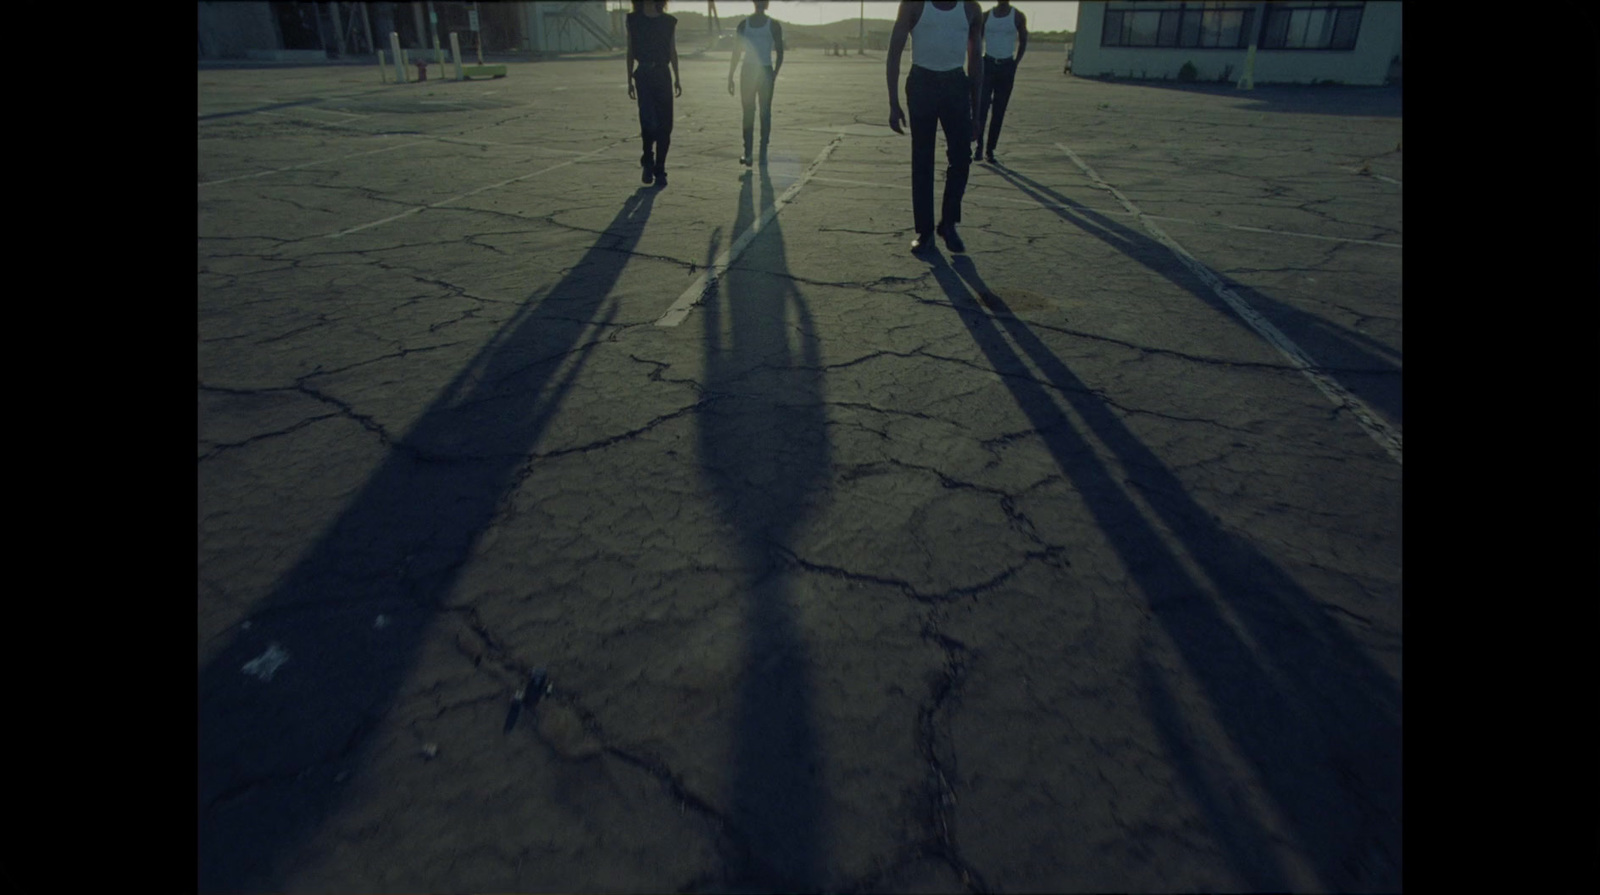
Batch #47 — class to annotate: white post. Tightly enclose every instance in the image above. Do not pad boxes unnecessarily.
[390,32,407,83]
[378,48,388,83]
[1237,2,1265,89]
[451,31,464,80]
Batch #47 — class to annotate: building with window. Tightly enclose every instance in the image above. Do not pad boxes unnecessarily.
[1069,1,1401,86]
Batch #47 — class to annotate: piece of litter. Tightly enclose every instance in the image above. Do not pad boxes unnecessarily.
[241,643,290,681]
[421,743,439,760]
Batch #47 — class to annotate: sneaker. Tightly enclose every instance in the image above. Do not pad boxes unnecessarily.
[910,231,937,253]
[936,221,966,253]
[740,153,752,166]
[653,168,667,187]
[985,151,997,164]
[642,163,654,184]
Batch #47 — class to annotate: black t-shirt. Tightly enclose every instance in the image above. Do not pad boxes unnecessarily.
[627,12,676,66]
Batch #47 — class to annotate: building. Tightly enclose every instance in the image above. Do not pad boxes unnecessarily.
[1069,1,1401,87]
[199,2,621,61]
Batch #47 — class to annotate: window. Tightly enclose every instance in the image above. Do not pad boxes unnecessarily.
[1102,3,1257,50]
[1260,3,1365,50]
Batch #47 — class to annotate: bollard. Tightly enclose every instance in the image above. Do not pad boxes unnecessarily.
[377,48,388,83]
[389,31,406,83]
[450,32,464,81]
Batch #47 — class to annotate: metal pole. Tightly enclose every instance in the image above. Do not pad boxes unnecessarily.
[359,2,376,55]
[331,2,347,56]
[451,31,464,80]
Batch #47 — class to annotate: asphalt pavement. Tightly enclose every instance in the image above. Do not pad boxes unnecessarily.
[199,49,1403,893]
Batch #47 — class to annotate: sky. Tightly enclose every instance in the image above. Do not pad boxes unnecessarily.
[654,1,1083,33]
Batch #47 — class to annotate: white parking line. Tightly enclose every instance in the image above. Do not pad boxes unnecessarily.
[1056,142,1402,465]
[324,141,623,238]
[654,136,843,327]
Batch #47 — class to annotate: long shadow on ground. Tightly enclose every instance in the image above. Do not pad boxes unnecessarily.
[695,166,830,891]
[198,188,657,892]
[923,251,1400,890]
[989,162,1403,433]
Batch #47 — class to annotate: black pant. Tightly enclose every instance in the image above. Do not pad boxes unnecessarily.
[635,64,673,172]
[906,65,972,235]
[740,64,775,155]
[976,56,1016,154]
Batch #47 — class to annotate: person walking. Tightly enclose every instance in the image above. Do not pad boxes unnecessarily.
[975,0,1027,164]
[887,1,984,253]
[626,0,682,187]
[727,1,785,166]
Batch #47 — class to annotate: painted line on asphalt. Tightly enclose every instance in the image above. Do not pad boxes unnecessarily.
[1056,142,1402,465]
[654,135,844,328]
[324,141,624,238]
[199,139,422,187]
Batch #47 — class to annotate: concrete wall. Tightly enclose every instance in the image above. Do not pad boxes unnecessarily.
[198,1,281,59]
[1071,1,1400,86]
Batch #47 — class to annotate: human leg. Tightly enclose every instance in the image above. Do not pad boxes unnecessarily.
[975,56,998,152]
[758,66,775,159]
[739,64,758,162]
[936,71,972,233]
[906,68,939,241]
[986,61,1016,158]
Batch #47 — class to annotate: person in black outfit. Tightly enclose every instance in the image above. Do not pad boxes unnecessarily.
[626,0,682,187]
[974,0,1027,164]
[887,1,984,254]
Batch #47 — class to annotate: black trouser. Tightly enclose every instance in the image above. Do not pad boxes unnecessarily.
[906,65,972,235]
[635,63,673,172]
[739,64,775,156]
[976,55,1017,154]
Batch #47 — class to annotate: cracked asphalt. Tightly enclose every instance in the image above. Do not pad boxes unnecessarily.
[199,51,1402,894]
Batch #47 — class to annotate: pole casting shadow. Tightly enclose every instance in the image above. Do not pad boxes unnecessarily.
[923,252,1400,890]
[198,188,657,892]
[696,167,830,891]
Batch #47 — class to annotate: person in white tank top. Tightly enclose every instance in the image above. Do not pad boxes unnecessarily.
[975,0,1028,163]
[886,1,985,253]
[726,0,785,165]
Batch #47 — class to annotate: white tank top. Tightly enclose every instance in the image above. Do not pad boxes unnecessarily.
[740,17,774,68]
[984,8,1017,59]
[911,2,968,72]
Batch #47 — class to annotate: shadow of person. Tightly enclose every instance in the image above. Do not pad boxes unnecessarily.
[920,251,1401,890]
[695,167,831,891]
[988,162,1402,429]
[198,187,658,892]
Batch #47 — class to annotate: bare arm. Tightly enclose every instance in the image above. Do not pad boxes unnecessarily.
[773,20,783,76]
[1015,10,1028,66]
[625,20,636,97]
[728,21,742,88]
[670,27,682,96]
[886,1,920,132]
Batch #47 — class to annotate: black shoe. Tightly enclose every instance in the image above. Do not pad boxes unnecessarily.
[740,154,752,166]
[985,151,996,164]
[653,168,667,187]
[911,231,937,253]
[641,163,654,184]
[936,221,966,253]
